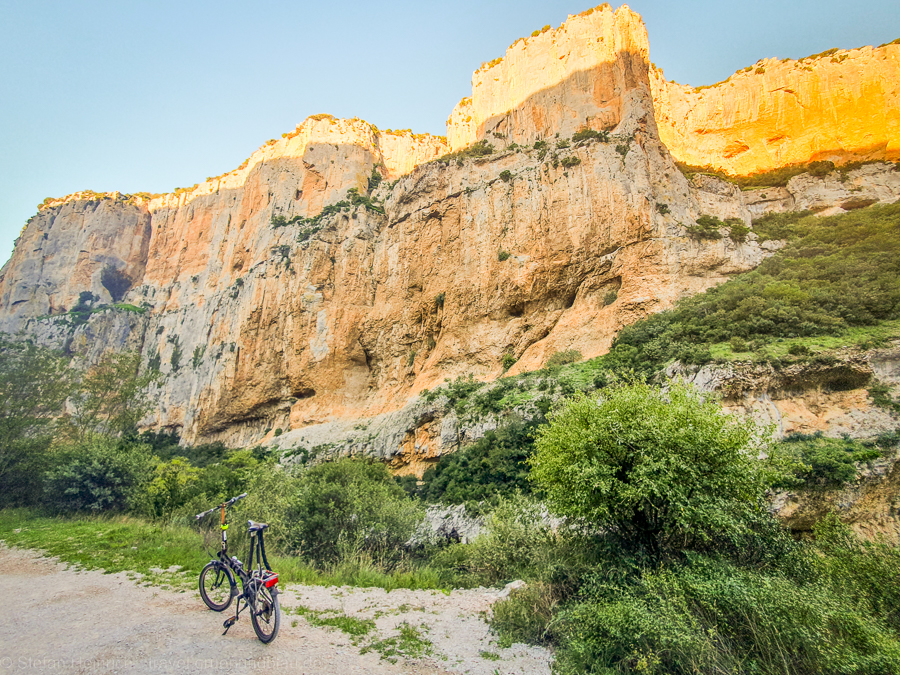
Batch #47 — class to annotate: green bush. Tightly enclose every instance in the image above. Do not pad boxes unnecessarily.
[572,128,610,144]
[436,140,494,164]
[500,353,516,372]
[560,156,581,168]
[280,459,422,565]
[498,250,511,261]
[45,438,155,513]
[813,514,900,633]
[421,417,540,506]
[530,382,765,559]
[431,494,593,590]
[545,349,582,368]
[499,169,512,182]
[727,218,751,242]
[773,433,881,487]
[686,214,724,239]
[729,336,749,352]
[552,555,900,675]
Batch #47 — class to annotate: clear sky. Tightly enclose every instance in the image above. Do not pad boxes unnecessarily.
[1,0,898,264]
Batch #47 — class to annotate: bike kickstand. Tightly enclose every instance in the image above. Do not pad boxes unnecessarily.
[222,598,241,635]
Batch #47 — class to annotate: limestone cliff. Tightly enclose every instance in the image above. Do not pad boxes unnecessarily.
[0,5,898,449]
[0,194,152,332]
[650,41,900,175]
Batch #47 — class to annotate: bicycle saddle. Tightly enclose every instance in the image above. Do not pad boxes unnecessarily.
[248,520,269,531]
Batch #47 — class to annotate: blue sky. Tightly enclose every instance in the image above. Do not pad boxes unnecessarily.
[1,0,898,263]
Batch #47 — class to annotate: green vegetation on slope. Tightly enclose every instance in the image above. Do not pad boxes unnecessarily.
[607,203,900,372]
[676,158,900,190]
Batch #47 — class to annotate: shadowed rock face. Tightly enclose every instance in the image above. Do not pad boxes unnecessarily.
[0,5,896,447]
[0,197,152,333]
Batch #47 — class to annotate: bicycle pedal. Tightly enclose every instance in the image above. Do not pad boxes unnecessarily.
[222,616,237,635]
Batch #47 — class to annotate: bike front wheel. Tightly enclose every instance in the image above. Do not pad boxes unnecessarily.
[199,562,234,612]
[251,586,280,643]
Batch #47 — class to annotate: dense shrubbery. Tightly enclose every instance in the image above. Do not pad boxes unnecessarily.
[419,417,541,507]
[772,432,887,487]
[276,459,422,565]
[675,158,899,190]
[45,437,155,512]
[607,204,900,371]
[494,384,900,674]
[532,384,760,552]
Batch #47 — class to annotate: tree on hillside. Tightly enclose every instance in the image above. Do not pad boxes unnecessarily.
[0,339,74,505]
[68,350,156,441]
[529,381,768,560]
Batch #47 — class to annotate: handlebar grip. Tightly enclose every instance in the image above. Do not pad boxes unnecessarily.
[232,493,248,503]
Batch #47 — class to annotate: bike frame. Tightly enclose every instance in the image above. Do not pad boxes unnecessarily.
[197,494,279,631]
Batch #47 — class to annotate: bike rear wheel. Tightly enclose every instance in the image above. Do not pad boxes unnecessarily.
[199,562,234,612]
[250,585,280,643]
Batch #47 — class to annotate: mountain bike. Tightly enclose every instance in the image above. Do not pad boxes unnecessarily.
[195,493,281,643]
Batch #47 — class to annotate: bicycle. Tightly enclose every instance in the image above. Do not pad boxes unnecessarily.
[195,493,281,643]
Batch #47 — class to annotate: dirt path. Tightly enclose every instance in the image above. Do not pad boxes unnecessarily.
[0,545,551,675]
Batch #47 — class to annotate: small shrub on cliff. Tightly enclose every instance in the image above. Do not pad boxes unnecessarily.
[560,156,581,168]
[726,218,751,242]
[772,432,882,487]
[572,128,609,144]
[545,349,582,368]
[498,250,511,261]
[686,214,724,239]
[729,336,749,353]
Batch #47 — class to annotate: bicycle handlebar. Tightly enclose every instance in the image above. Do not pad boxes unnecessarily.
[195,493,247,520]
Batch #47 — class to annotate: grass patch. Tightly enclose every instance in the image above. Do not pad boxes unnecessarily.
[286,604,376,643]
[707,319,900,362]
[361,622,434,662]
[0,509,450,592]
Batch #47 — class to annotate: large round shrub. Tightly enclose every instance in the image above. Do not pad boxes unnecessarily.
[284,458,422,564]
[529,381,765,557]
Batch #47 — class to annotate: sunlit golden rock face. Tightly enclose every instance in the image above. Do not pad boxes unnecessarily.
[0,6,897,447]
[447,4,651,150]
[650,42,900,175]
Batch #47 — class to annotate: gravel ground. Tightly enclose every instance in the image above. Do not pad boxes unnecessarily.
[0,544,552,675]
